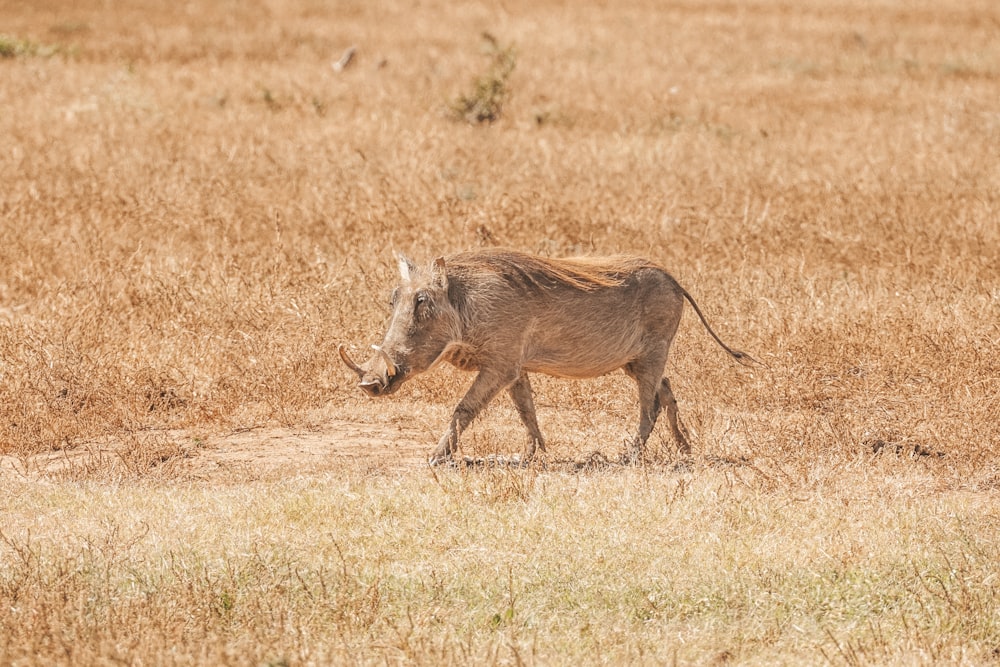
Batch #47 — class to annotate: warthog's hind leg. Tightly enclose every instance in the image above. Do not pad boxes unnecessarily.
[625,359,664,462]
[625,356,689,462]
[507,372,545,459]
[626,375,690,462]
[658,377,690,455]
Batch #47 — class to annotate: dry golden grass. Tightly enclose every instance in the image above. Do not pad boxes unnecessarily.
[1,0,999,663]
[2,467,999,665]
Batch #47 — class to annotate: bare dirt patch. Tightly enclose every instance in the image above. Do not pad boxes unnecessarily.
[0,421,430,483]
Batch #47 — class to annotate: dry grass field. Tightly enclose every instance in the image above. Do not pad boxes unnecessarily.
[1,0,999,663]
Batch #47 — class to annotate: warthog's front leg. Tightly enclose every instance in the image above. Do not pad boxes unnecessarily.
[507,372,545,459]
[429,368,517,465]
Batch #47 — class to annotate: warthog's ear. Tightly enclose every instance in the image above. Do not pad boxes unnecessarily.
[431,257,448,290]
[396,253,416,282]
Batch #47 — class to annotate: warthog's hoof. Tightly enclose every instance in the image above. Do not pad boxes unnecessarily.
[428,455,456,467]
[621,449,645,466]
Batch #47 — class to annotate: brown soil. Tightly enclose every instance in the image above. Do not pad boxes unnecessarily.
[0,422,431,483]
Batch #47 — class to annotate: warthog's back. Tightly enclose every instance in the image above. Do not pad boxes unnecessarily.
[443,250,686,378]
[444,249,663,294]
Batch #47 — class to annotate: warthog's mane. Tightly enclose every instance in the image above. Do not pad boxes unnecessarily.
[446,249,658,292]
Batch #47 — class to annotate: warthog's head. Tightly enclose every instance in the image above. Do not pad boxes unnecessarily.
[340,255,460,397]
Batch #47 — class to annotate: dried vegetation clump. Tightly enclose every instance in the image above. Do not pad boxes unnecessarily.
[450,33,517,124]
[0,0,999,663]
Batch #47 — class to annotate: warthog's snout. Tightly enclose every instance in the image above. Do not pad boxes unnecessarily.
[359,375,397,397]
[359,379,385,396]
[339,345,402,397]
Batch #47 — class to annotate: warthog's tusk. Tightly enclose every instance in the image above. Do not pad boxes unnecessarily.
[372,345,396,377]
[338,345,365,377]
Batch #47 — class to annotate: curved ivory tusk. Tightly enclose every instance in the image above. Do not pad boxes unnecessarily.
[338,345,365,377]
[371,345,397,377]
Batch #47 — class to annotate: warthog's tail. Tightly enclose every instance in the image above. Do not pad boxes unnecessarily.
[678,287,758,366]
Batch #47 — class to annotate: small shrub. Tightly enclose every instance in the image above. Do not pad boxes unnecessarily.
[450,37,516,125]
[0,35,56,58]
[0,35,27,58]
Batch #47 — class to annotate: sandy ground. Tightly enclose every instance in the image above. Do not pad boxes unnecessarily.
[0,418,705,483]
[0,420,434,483]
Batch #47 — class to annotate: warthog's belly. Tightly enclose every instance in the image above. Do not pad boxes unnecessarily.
[523,354,633,379]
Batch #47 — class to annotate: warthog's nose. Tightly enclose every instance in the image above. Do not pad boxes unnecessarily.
[359,379,384,396]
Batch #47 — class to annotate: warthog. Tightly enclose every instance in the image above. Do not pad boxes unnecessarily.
[340,249,751,465]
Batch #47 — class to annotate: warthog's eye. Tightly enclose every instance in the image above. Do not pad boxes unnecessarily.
[389,288,399,308]
[414,291,431,319]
